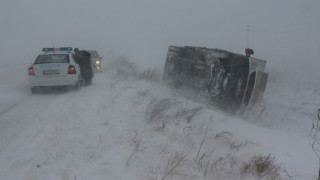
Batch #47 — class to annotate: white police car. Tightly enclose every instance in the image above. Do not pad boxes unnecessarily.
[28,47,82,93]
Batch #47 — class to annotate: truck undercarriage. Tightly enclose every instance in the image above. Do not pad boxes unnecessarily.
[163,46,268,112]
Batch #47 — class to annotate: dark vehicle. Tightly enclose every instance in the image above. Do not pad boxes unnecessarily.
[163,46,268,112]
[88,50,103,72]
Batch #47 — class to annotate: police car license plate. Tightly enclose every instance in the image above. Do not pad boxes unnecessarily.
[43,69,60,75]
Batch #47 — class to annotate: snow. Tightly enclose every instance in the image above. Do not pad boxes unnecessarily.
[0,56,318,180]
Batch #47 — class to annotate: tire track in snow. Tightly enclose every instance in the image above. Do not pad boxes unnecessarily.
[0,94,31,117]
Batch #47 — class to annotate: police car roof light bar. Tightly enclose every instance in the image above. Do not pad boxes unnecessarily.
[42,47,72,52]
[60,47,73,51]
[42,48,54,52]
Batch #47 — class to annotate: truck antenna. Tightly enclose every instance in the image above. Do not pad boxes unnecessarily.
[245,25,253,48]
[52,42,55,54]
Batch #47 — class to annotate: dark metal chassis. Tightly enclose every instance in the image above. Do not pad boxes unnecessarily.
[163,46,268,112]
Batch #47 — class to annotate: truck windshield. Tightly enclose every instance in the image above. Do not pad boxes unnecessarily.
[89,51,99,58]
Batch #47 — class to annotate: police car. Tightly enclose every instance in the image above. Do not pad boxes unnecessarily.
[28,47,82,93]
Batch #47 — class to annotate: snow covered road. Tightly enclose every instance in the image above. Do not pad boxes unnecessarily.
[0,60,318,180]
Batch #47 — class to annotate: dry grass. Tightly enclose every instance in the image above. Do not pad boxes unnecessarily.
[310,108,320,180]
[195,128,207,162]
[156,148,192,180]
[174,105,203,124]
[146,98,176,123]
[126,133,144,166]
[138,67,161,81]
[186,106,203,123]
[137,89,151,98]
[132,89,151,105]
[214,131,249,151]
[240,154,281,180]
[212,153,238,173]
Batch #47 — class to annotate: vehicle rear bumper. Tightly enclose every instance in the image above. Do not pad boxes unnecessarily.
[29,75,79,87]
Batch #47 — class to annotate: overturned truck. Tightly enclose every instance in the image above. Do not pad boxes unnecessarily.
[163,46,268,112]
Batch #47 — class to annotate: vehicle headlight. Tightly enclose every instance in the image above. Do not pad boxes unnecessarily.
[95,60,100,65]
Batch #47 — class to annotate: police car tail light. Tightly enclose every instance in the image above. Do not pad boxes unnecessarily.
[68,65,76,74]
[28,66,35,76]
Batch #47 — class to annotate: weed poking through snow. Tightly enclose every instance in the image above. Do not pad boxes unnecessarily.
[241,154,281,180]
[146,98,176,123]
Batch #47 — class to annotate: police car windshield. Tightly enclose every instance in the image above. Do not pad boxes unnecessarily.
[34,54,70,64]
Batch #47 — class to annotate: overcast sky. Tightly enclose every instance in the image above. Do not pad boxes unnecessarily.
[1,0,319,75]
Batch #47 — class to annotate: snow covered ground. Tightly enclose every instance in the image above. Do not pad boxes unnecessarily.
[0,56,318,180]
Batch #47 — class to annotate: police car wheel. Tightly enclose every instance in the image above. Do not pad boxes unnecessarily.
[73,81,81,90]
[30,87,38,94]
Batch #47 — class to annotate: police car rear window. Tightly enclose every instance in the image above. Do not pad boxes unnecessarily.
[34,54,70,64]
